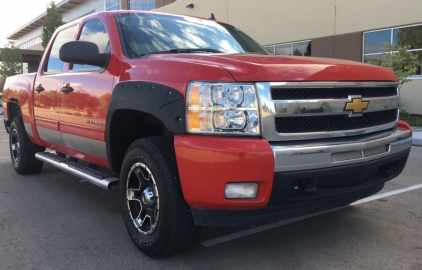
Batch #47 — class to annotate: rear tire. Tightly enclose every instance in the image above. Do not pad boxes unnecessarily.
[9,117,45,175]
[120,137,201,258]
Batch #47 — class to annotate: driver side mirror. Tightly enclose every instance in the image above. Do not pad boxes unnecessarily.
[59,41,109,67]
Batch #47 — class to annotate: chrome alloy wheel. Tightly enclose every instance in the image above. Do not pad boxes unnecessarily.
[126,162,160,235]
[11,129,20,164]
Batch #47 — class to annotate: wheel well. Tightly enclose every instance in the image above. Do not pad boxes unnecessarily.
[108,109,172,173]
[6,100,22,127]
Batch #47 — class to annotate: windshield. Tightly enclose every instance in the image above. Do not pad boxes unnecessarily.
[114,13,269,58]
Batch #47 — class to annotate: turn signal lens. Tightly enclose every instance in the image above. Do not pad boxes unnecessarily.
[188,111,200,130]
[188,84,200,107]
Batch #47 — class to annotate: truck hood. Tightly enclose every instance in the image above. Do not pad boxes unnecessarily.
[148,53,397,82]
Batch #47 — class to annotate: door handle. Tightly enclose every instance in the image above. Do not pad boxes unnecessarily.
[60,86,74,93]
[35,85,44,92]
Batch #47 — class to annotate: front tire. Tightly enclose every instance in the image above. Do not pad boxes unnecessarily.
[120,137,201,258]
[9,117,45,175]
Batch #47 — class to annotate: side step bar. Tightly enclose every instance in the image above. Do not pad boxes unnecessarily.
[35,152,119,190]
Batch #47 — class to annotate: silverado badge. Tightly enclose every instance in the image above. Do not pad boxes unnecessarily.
[344,98,369,114]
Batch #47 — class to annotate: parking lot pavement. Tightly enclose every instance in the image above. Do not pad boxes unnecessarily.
[0,126,421,270]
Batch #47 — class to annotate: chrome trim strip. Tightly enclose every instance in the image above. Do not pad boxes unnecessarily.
[273,96,400,117]
[35,153,118,190]
[265,81,399,88]
[188,107,257,111]
[24,123,33,137]
[271,128,411,172]
[256,82,400,141]
[36,127,65,146]
[61,133,107,159]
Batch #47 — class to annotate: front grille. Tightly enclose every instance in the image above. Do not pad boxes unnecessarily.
[271,86,397,100]
[275,109,398,133]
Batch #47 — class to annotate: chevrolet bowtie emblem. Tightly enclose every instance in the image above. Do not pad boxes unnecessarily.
[344,98,369,114]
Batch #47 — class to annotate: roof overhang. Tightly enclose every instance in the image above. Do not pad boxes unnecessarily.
[0,48,44,62]
[7,0,89,40]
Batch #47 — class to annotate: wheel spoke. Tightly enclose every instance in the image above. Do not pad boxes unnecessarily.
[126,188,142,203]
[10,130,20,163]
[135,173,143,190]
[126,162,159,235]
[135,205,144,223]
[145,208,155,225]
[138,166,151,181]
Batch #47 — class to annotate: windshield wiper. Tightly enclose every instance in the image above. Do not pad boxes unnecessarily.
[139,48,223,57]
[168,48,222,53]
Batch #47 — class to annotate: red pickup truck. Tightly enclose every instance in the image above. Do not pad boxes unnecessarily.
[3,11,412,257]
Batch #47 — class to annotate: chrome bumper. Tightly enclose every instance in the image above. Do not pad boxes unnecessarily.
[271,128,411,172]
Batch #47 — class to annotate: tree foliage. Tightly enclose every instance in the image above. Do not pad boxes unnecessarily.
[0,41,22,86]
[41,1,65,49]
[367,42,420,89]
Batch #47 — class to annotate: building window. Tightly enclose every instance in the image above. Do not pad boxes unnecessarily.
[129,0,156,10]
[363,24,422,77]
[106,0,121,11]
[18,36,42,50]
[265,40,311,56]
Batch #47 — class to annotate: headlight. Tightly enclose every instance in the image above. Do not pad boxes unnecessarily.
[186,82,260,135]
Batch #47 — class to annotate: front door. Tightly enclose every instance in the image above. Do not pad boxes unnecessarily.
[59,19,113,164]
[34,25,77,149]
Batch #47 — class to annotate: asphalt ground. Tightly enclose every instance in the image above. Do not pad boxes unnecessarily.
[0,116,421,270]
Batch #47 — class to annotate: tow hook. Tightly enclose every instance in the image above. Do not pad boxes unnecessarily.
[295,177,318,193]
[378,166,394,176]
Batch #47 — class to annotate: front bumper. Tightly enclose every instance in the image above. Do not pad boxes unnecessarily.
[191,149,410,226]
[174,127,411,226]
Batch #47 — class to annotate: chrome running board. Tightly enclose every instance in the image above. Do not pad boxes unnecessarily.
[35,152,119,190]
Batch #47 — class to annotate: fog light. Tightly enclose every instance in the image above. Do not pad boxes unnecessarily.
[225,183,258,199]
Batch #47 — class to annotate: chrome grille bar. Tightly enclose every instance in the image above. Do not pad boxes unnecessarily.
[256,82,400,141]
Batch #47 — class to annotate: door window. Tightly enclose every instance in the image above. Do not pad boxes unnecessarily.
[72,19,110,71]
[44,26,77,74]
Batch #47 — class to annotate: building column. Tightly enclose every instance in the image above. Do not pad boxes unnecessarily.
[121,0,129,10]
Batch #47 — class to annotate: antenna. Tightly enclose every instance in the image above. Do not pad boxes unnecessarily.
[209,13,216,20]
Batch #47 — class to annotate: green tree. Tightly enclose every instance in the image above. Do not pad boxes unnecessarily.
[293,49,302,56]
[41,1,65,49]
[0,41,22,86]
[367,42,420,90]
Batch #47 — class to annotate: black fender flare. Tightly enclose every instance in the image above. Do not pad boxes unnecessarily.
[4,98,21,127]
[105,81,186,172]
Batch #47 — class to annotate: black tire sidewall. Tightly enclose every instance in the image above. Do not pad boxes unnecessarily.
[9,118,44,174]
[9,119,28,172]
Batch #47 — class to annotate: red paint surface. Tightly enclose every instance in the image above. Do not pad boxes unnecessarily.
[35,117,59,131]
[1,10,399,195]
[59,122,105,141]
[174,135,274,210]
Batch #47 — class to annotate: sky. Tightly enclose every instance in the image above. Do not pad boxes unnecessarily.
[0,0,56,47]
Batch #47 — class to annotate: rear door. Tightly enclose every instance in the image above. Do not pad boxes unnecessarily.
[59,19,113,162]
[34,25,77,148]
